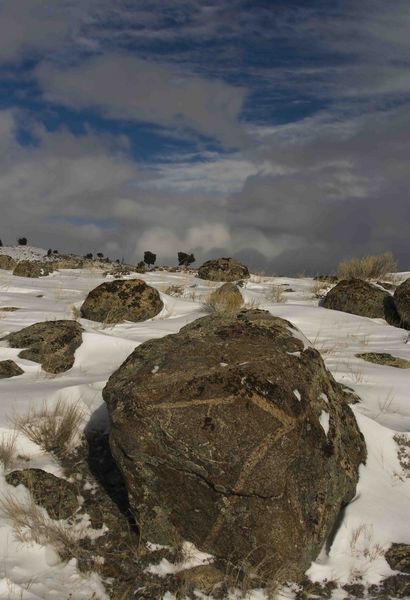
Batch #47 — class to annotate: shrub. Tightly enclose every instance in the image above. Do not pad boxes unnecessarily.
[17,237,27,246]
[177,252,195,267]
[84,252,93,260]
[144,251,156,266]
[338,252,397,280]
[47,248,52,256]
[97,252,104,259]
[0,239,3,246]
[205,285,243,314]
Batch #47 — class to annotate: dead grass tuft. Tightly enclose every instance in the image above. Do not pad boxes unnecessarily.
[0,494,85,559]
[13,400,84,460]
[269,285,287,304]
[205,287,243,314]
[338,252,397,281]
[0,431,18,470]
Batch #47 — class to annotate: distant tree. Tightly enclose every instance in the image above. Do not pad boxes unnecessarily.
[144,251,156,267]
[0,239,3,247]
[47,249,52,256]
[17,237,27,246]
[97,252,104,259]
[53,249,59,254]
[115,259,120,264]
[178,252,195,267]
[85,252,93,260]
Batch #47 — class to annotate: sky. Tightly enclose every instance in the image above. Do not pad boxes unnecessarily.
[0,0,409,274]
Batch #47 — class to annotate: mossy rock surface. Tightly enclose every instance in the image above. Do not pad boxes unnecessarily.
[386,543,410,574]
[197,257,250,282]
[0,360,24,379]
[81,278,163,323]
[356,352,410,369]
[103,309,366,583]
[0,255,17,270]
[321,278,397,320]
[394,278,410,330]
[13,260,54,278]
[3,320,83,373]
[6,468,79,519]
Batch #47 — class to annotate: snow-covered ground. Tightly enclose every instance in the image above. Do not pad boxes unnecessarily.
[0,250,409,599]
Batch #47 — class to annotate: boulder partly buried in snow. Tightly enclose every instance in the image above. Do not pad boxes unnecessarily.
[321,278,396,320]
[103,309,366,582]
[394,278,410,329]
[0,255,17,270]
[13,260,54,278]
[0,360,24,379]
[6,469,79,519]
[197,257,250,282]
[3,320,83,373]
[80,278,163,323]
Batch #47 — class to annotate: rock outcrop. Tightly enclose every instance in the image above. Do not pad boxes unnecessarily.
[80,279,163,323]
[0,255,17,270]
[197,257,250,282]
[321,278,396,320]
[3,320,83,373]
[0,360,24,379]
[103,309,366,582]
[394,278,410,329]
[13,261,54,278]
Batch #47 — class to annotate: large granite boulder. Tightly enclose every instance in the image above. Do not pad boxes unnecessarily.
[0,255,17,270]
[3,320,83,373]
[80,279,163,323]
[394,278,410,329]
[103,309,366,582]
[6,469,79,519]
[0,360,24,379]
[197,257,250,282]
[13,261,54,278]
[321,278,397,320]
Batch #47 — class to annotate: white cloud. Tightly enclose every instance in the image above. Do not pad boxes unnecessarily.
[36,53,246,147]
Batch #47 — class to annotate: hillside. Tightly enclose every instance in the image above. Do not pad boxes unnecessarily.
[0,252,409,599]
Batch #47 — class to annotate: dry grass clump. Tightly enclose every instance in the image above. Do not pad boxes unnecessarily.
[0,432,17,470]
[338,252,397,281]
[0,494,84,558]
[13,400,84,460]
[311,279,330,299]
[205,286,243,314]
[269,285,287,303]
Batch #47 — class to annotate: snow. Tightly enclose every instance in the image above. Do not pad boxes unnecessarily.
[1,253,410,598]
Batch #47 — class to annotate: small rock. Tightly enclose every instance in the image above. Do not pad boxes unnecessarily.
[80,278,163,323]
[6,469,79,519]
[197,257,250,282]
[0,360,24,379]
[321,278,395,320]
[3,320,83,373]
[394,278,410,330]
[356,353,410,369]
[0,255,17,270]
[13,261,54,278]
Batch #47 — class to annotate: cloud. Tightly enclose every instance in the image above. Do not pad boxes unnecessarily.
[1,100,410,274]
[36,53,246,147]
[0,0,72,63]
